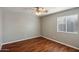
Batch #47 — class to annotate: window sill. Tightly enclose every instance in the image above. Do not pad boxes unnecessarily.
[57,31,78,34]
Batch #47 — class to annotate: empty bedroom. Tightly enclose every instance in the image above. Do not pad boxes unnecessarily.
[0,7,79,52]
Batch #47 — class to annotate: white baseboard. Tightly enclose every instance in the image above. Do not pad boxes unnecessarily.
[0,44,2,50]
[41,36,79,50]
[2,36,40,45]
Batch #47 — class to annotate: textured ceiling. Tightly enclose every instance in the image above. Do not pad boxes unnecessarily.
[40,7,74,16]
[2,7,74,16]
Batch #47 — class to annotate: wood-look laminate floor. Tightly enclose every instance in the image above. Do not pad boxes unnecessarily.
[2,37,79,52]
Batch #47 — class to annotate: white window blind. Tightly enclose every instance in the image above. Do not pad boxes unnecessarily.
[57,14,78,34]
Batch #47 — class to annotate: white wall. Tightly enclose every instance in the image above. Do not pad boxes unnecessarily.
[41,8,79,48]
[0,8,3,49]
[2,10,40,44]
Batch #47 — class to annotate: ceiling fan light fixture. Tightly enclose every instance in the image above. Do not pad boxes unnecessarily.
[34,7,48,16]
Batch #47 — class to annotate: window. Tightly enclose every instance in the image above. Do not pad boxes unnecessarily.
[57,14,78,34]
